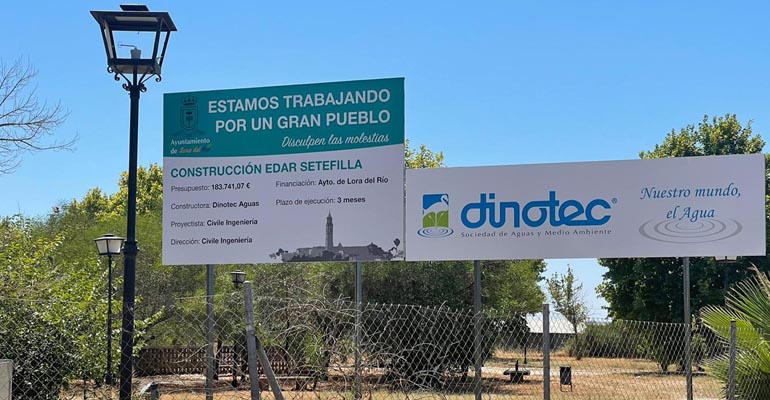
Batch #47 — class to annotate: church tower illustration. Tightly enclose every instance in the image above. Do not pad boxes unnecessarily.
[273,211,399,262]
[325,212,334,251]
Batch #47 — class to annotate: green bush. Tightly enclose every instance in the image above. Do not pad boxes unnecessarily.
[566,322,645,359]
[0,298,78,400]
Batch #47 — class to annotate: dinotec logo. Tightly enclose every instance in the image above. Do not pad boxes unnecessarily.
[418,194,453,238]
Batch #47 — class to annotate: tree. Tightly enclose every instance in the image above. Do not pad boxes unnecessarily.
[30,165,177,367]
[0,59,74,173]
[0,216,103,394]
[107,163,164,216]
[701,268,770,399]
[0,298,78,400]
[546,265,588,359]
[405,139,445,168]
[598,114,769,323]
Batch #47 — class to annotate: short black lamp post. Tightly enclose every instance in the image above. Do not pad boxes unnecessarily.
[94,234,125,385]
[91,5,176,399]
[231,271,247,289]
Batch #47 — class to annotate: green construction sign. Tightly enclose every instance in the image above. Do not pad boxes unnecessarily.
[164,78,404,158]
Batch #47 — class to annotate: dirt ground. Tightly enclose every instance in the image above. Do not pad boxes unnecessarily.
[67,349,724,400]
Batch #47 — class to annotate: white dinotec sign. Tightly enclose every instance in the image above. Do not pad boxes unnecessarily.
[163,78,405,265]
[405,154,766,261]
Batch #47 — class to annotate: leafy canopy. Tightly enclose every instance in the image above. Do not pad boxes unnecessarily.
[547,265,588,329]
[547,265,588,359]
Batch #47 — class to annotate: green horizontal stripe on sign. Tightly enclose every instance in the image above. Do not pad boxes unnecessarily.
[163,78,404,157]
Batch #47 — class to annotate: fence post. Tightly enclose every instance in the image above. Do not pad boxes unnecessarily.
[355,261,362,400]
[728,319,736,400]
[473,260,482,400]
[244,282,285,400]
[683,257,693,400]
[255,335,285,400]
[0,360,12,400]
[205,264,215,400]
[543,303,550,400]
[243,281,261,400]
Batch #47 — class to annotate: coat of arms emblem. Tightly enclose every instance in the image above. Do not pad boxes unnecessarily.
[180,95,198,131]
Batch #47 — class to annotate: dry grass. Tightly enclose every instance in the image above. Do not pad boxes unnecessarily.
[488,348,662,372]
[67,350,725,399]
[73,372,723,400]
[142,377,723,400]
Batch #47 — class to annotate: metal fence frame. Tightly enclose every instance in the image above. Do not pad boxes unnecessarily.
[0,290,756,399]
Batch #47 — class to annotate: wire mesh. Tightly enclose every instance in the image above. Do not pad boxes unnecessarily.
[0,291,767,399]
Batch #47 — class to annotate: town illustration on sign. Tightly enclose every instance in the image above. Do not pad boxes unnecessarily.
[269,212,403,262]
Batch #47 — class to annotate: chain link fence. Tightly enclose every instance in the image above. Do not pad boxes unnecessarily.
[0,291,766,399]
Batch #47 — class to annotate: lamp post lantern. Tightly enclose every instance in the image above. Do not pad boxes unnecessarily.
[94,234,125,385]
[231,271,247,289]
[91,5,176,399]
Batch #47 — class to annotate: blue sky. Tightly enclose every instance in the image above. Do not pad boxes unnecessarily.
[3,1,769,317]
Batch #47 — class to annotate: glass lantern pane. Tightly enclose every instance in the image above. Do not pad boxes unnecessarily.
[95,240,109,255]
[111,30,160,60]
[107,238,124,254]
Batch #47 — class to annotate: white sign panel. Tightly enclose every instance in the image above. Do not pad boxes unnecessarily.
[405,154,766,260]
[163,79,405,265]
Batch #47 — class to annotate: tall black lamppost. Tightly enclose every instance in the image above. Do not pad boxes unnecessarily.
[94,234,125,385]
[91,5,176,399]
